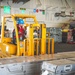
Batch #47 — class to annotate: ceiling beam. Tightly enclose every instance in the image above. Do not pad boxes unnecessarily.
[0,0,2,2]
[13,0,30,3]
[13,0,18,3]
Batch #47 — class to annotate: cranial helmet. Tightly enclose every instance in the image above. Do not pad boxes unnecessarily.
[17,19,24,24]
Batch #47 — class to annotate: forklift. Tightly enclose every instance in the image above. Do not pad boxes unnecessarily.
[0,14,54,57]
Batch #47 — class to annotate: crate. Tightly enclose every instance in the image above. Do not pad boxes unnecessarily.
[42,59,75,75]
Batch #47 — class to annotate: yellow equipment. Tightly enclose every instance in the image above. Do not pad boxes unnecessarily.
[0,14,54,57]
